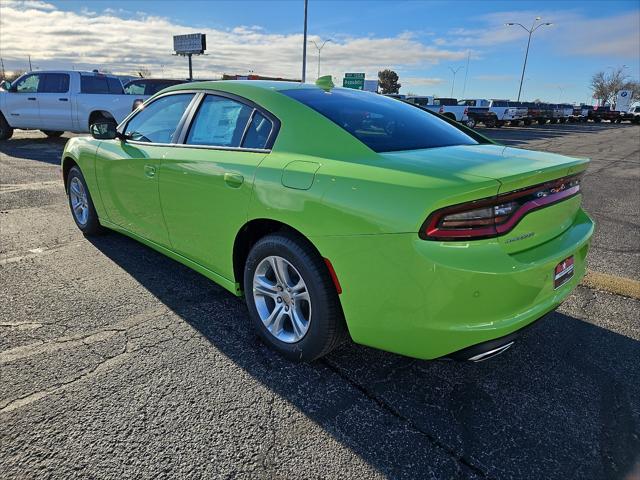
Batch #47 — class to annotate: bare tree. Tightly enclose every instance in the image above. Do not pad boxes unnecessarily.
[1,70,25,82]
[590,67,631,106]
[136,67,152,78]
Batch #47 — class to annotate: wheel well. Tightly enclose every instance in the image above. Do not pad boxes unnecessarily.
[88,110,115,128]
[443,112,456,120]
[232,219,321,288]
[62,157,78,191]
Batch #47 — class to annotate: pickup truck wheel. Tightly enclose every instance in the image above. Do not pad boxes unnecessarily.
[465,118,476,128]
[593,118,602,123]
[41,130,64,138]
[523,119,532,126]
[67,166,104,236]
[0,114,14,140]
[510,120,521,127]
[244,233,347,361]
[537,119,546,125]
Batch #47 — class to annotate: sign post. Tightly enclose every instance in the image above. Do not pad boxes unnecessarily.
[173,33,207,81]
[342,72,365,90]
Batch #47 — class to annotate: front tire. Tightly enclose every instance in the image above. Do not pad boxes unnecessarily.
[66,166,104,235]
[244,233,346,361]
[0,113,14,140]
[42,130,64,138]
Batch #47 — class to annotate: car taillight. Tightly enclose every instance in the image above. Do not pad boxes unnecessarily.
[420,174,582,240]
[463,107,468,115]
[439,106,444,113]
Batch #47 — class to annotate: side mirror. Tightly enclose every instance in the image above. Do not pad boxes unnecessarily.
[0,80,11,91]
[90,122,118,140]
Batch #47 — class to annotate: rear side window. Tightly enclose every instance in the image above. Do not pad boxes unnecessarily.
[242,111,273,149]
[124,81,145,95]
[40,74,70,93]
[125,93,194,143]
[81,76,123,94]
[186,95,253,147]
[281,88,478,153]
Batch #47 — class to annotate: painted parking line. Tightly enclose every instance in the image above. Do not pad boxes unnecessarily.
[581,270,640,300]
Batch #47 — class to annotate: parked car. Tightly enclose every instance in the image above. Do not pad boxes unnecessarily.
[124,78,189,110]
[520,102,552,125]
[62,81,593,362]
[0,70,139,140]
[619,105,640,124]
[459,99,527,127]
[559,104,574,123]
[588,105,621,123]
[405,96,496,128]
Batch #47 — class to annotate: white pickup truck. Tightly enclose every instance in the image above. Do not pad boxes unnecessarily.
[458,99,528,126]
[404,96,496,128]
[0,70,139,140]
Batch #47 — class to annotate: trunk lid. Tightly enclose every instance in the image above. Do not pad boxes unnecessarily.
[381,144,589,252]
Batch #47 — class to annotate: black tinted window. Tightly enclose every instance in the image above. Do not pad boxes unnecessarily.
[125,93,194,143]
[40,74,70,93]
[186,95,253,147]
[282,88,477,153]
[81,76,123,94]
[242,111,273,149]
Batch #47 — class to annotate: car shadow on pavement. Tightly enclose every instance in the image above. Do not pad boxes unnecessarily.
[479,123,633,147]
[87,232,640,480]
[0,135,70,165]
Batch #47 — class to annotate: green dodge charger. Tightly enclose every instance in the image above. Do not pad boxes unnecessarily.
[61,79,594,362]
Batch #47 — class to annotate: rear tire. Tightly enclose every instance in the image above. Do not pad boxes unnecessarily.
[523,119,532,126]
[41,130,64,138]
[537,119,546,125]
[244,233,347,361]
[66,166,104,236]
[0,113,14,140]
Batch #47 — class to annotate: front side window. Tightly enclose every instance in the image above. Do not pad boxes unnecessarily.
[40,74,70,93]
[186,95,253,147]
[125,93,194,143]
[15,74,41,93]
[282,88,478,153]
[124,81,145,95]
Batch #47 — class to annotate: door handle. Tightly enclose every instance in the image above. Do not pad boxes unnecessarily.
[27,97,36,101]
[144,165,156,178]
[224,172,244,188]
[58,98,69,102]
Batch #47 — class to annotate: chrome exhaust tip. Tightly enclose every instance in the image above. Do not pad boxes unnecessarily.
[467,341,515,362]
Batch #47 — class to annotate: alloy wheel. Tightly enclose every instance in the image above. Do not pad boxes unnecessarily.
[252,255,311,343]
[69,177,89,226]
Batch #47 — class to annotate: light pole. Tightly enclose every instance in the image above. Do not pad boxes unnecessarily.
[302,0,308,83]
[506,17,552,101]
[310,39,332,79]
[448,66,463,97]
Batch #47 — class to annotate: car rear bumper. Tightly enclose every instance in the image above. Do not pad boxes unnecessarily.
[311,208,594,360]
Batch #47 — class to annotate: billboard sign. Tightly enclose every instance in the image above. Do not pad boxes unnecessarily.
[363,79,378,93]
[173,33,207,54]
[343,73,365,90]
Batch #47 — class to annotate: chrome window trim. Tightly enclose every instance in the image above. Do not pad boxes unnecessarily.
[116,88,280,153]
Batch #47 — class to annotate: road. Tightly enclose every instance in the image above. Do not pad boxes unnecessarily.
[1,123,639,479]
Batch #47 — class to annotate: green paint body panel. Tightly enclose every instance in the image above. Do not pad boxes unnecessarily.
[62,80,594,359]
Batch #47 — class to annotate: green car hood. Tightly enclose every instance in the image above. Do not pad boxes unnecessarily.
[380,144,589,193]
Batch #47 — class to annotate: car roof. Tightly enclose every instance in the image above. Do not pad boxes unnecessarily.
[167,79,313,92]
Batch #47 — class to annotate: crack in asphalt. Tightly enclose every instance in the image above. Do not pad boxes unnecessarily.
[321,358,494,480]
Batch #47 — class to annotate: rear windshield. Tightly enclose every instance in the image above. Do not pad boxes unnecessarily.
[281,88,478,153]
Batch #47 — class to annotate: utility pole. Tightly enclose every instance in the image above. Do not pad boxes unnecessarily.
[448,66,463,98]
[506,17,552,101]
[310,39,332,79]
[28,55,32,72]
[302,0,308,83]
[0,57,5,79]
[188,54,193,81]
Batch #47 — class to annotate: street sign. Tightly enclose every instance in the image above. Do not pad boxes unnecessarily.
[173,33,207,54]
[343,73,365,90]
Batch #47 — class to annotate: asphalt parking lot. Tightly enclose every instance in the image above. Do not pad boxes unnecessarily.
[1,123,639,479]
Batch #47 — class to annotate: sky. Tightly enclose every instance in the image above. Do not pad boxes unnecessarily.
[1,0,639,104]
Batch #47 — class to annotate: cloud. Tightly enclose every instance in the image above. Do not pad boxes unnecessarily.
[401,76,446,87]
[0,1,467,79]
[440,8,639,59]
[474,74,517,81]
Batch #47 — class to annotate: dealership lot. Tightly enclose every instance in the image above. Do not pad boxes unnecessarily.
[1,124,639,479]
